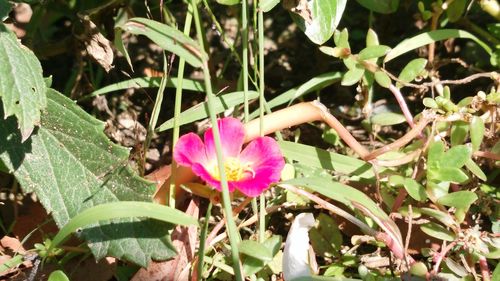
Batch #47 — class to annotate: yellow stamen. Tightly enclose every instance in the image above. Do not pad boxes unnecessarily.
[212,157,255,181]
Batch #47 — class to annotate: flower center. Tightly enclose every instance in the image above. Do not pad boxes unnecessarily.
[212,157,255,181]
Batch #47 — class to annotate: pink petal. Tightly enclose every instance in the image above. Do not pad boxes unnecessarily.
[236,137,285,197]
[191,163,237,193]
[204,117,245,160]
[173,133,207,167]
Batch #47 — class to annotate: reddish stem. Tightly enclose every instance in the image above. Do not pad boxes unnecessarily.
[479,256,491,281]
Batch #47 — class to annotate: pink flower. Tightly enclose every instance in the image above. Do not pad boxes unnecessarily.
[173,117,285,197]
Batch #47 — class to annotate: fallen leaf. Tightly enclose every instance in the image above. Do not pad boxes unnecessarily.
[77,15,114,72]
[0,236,26,254]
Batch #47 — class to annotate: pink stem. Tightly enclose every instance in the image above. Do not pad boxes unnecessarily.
[388,84,416,129]
[479,256,491,281]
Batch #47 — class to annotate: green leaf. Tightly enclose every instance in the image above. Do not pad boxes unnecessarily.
[292,0,347,45]
[470,116,485,151]
[366,28,379,46]
[119,18,207,68]
[309,213,343,257]
[157,90,258,132]
[433,167,469,183]
[450,121,469,146]
[239,240,273,262]
[370,112,406,126]
[403,178,427,201]
[423,97,438,108]
[282,177,399,237]
[428,140,445,168]
[260,0,280,12]
[385,29,492,63]
[279,141,384,180]
[341,67,365,86]
[334,29,350,49]
[83,77,205,100]
[217,0,239,5]
[446,0,466,22]
[441,145,471,168]
[250,72,342,119]
[0,0,12,20]
[114,28,133,71]
[374,71,391,88]
[0,23,47,141]
[420,222,456,241]
[0,89,176,267]
[397,58,427,87]
[242,235,282,276]
[420,208,456,228]
[48,270,69,281]
[355,0,399,14]
[464,158,487,181]
[437,191,478,209]
[358,45,391,60]
[493,263,500,281]
[51,201,198,251]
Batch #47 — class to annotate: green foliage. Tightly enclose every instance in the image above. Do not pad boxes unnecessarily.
[0,89,177,266]
[355,0,399,14]
[1,0,498,279]
[291,0,347,45]
[0,23,47,141]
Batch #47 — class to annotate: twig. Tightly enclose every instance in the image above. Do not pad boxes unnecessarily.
[404,205,413,267]
[388,84,416,128]
[474,150,500,161]
[432,241,457,274]
[280,184,376,235]
[478,256,491,281]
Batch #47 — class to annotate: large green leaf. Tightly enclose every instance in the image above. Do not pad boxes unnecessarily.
[355,0,399,14]
[385,29,492,63]
[119,18,207,68]
[437,191,478,209]
[291,0,347,45]
[0,89,177,267]
[0,23,47,141]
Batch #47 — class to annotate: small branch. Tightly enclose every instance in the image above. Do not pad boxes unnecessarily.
[384,71,498,90]
[280,184,376,235]
[366,112,434,160]
[244,101,370,158]
[388,84,416,128]
[479,256,491,281]
[474,150,500,161]
[432,241,457,274]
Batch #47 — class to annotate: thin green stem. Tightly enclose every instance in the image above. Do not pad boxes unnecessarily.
[242,0,249,123]
[257,8,266,244]
[197,201,212,281]
[143,55,168,176]
[190,1,244,280]
[168,6,193,207]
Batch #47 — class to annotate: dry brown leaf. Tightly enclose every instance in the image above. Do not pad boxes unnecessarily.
[78,15,114,72]
[132,199,200,281]
[0,236,26,255]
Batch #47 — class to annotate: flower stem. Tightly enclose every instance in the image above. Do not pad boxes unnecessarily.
[168,6,193,208]
[257,7,266,244]
[143,55,168,176]
[242,0,250,123]
[190,1,244,280]
[197,200,212,281]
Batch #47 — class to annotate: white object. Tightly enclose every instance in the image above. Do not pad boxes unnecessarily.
[283,213,316,281]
